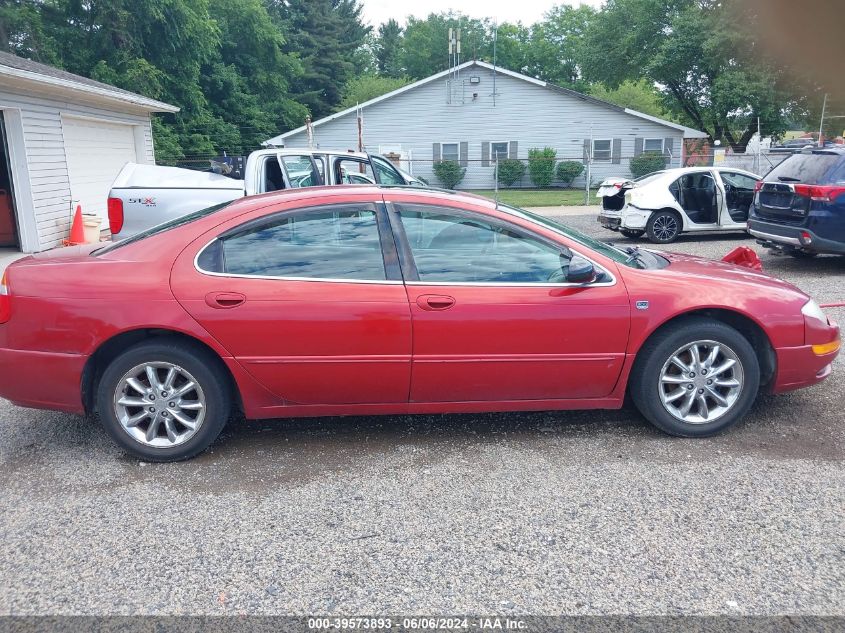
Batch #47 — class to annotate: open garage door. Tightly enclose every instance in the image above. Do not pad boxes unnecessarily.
[63,116,138,220]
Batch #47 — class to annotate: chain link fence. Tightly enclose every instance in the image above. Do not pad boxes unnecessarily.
[155,149,797,192]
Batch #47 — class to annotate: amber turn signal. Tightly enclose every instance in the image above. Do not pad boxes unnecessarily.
[812,339,841,356]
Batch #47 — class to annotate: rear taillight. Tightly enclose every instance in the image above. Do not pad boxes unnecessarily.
[107,197,124,234]
[0,272,10,324]
[754,180,764,193]
[792,184,845,202]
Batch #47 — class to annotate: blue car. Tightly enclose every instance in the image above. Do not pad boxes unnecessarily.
[748,147,845,257]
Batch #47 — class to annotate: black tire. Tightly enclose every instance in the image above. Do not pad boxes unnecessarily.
[629,318,760,437]
[788,250,819,259]
[646,210,682,243]
[620,229,645,239]
[96,339,232,462]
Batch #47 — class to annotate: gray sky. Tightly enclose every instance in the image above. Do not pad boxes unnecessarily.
[360,0,605,27]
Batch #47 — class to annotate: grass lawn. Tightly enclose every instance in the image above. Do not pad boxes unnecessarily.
[465,188,596,207]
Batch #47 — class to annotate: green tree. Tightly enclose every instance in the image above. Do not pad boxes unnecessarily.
[527,5,595,89]
[581,0,798,148]
[400,12,492,80]
[589,79,677,120]
[269,0,370,118]
[338,75,410,110]
[376,18,403,78]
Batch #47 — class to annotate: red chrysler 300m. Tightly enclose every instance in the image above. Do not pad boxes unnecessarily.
[0,186,839,461]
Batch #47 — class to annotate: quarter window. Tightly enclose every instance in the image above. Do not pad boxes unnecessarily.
[592,139,612,162]
[203,206,386,281]
[643,138,664,153]
[396,205,568,283]
[441,143,460,162]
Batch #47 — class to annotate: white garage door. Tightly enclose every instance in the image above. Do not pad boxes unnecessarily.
[63,116,138,219]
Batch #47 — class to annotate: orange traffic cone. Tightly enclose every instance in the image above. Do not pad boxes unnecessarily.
[65,205,86,246]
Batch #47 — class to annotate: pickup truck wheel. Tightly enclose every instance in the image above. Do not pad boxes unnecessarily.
[630,318,760,437]
[646,210,681,243]
[788,250,818,259]
[620,229,645,239]
[96,339,232,462]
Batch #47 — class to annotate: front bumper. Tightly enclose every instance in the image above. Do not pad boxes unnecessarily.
[748,219,845,255]
[0,347,87,413]
[772,319,840,393]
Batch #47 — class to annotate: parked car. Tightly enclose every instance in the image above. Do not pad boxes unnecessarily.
[0,186,838,461]
[597,167,761,243]
[747,147,845,257]
[107,149,426,239]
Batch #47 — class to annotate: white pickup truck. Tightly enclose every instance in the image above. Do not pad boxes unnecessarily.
[107,148,425,239]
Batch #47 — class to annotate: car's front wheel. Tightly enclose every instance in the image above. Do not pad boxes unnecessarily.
[630,318,760,437]
[646,210,681,243]
[96,339,232,461]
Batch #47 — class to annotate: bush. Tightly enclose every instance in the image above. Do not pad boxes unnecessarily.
[630,152,667,178]
[496,158,526,187]
[556,161,585,186]
[527,147,557,188]
[433,159,466,189]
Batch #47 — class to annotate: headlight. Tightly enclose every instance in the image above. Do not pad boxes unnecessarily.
[801,299,828,324]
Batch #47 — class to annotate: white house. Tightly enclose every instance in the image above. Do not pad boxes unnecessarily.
[266,60,708,190]
[0,51,178,253]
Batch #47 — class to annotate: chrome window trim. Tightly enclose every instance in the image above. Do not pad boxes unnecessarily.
[193,201,399,285]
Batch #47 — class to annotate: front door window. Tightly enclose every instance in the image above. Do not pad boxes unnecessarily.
[396,207,567,283]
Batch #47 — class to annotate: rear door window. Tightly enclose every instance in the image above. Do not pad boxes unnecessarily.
[200,205,387,281]
[765,153,842,184]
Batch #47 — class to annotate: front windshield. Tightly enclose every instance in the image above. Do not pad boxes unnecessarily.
[94,200,234,256]
[499,203,649,269]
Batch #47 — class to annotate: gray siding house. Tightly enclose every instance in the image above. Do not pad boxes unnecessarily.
[266,60,707,190]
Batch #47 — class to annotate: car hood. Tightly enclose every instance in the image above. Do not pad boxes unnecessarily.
[657,250,806,295]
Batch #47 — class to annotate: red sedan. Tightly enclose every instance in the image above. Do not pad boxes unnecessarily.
[0,186,839,461]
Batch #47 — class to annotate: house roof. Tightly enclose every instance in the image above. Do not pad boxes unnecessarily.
[264,60,707,146]
[0,51,179,113]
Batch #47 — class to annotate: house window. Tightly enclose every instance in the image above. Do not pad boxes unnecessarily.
[491,142,510,162]
[592,139,612,162]
[644,138,664,153]
[441,142,459,162]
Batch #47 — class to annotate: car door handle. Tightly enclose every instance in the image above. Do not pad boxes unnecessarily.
[205,292,246,309]
[416,294,456,311]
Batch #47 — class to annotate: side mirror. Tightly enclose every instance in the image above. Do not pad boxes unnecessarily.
[566,255,596,284]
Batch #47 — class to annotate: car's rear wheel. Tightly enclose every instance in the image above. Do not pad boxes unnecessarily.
[630,318,760,437]
[620,229,645,239]
[96,339,231,461]
[646,210,681,243]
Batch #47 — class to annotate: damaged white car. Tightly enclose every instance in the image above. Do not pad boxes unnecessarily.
[597,167,761,243]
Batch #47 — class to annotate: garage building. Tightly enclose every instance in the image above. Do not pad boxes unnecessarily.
[0,51,177,253]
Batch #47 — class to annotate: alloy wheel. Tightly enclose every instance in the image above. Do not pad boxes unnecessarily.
[652,214,678,241]
[113,362,206,448]
[658,340,744,424]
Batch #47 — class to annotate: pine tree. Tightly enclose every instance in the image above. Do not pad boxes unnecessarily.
[376,19,403,78]
[268,0,370,119]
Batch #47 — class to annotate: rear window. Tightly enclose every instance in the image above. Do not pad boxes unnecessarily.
[764,152,843,184]
[93,201,233,255]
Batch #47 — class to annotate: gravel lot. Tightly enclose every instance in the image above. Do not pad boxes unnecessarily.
[0,214,843,616]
